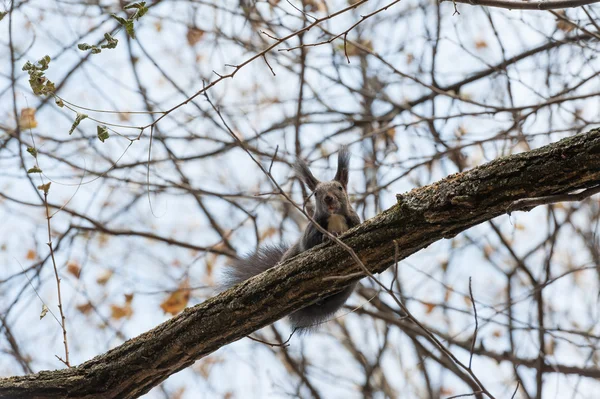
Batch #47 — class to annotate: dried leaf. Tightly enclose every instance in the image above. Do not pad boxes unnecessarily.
[424,302,436,314]
[76,302,93,314]
[19,108,38,129]
[110,294,134,320]
[160,279,190,315]
[305,0,326,12]
[96,269,114,285]
[67,261,81,278]
[186,27,205,46]
[556,11,575,33]
[26,249,36,260]
[474,39,488,49]
[37,182,51,194]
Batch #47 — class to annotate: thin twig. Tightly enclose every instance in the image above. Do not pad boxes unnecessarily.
[43,189,71,367]
[468,277,478,370]
[247,329,296,347]
[507,185,600,214]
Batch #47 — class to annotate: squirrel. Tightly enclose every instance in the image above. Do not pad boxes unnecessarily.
[222,147,361,332]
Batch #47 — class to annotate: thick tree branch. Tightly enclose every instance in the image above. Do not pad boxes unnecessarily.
[2,129,600,398]
[443,0,600,10]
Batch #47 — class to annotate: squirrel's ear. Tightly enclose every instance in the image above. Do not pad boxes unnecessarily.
[295,160,320,191]
[334,146,350,189]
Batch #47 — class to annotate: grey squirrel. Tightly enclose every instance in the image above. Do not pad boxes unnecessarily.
[223,147,361,332]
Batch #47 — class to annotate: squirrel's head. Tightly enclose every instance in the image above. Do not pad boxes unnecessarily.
[295,147,351,216]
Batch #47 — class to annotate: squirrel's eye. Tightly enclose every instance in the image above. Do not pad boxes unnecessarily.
[338,185,343,190]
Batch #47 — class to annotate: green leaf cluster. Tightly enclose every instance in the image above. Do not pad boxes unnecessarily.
[78,33,119,54]
[22,56,56,96]
[79,2,147,53]
[111,1,148,40]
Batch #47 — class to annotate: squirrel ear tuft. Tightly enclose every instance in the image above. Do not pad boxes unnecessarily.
[295,159,320,191]
[334,146,350,189]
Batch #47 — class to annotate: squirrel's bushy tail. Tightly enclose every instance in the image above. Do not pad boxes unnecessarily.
[221,244,289,288]
[222,243,355,333]
[289,283,356,333]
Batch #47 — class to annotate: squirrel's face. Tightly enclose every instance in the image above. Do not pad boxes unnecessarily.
[314,181,347,215]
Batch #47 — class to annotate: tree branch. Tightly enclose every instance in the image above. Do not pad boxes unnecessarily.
[2,129,600,398]
[442,0,600,10]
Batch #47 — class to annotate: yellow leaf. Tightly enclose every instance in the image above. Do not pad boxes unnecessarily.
[19,108,38,129]
[160,279,190,315]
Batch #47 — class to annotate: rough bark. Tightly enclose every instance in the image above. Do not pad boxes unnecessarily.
[1,129,600,399]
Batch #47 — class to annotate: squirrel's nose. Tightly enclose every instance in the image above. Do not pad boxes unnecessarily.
[325,195,334,204]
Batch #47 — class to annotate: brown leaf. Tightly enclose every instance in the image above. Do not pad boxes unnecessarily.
[96,269,114,285]
[186,27,205,46]
[474,39,488,49]
[76,302,93,314]
[110,294,134,320]
[424,302,436,314]
[556,11,574,33]
[160,279,190,315]
[67,261,81,278]
[26,249,36,260]
[305,0,326,12]
[19,108,38,129]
